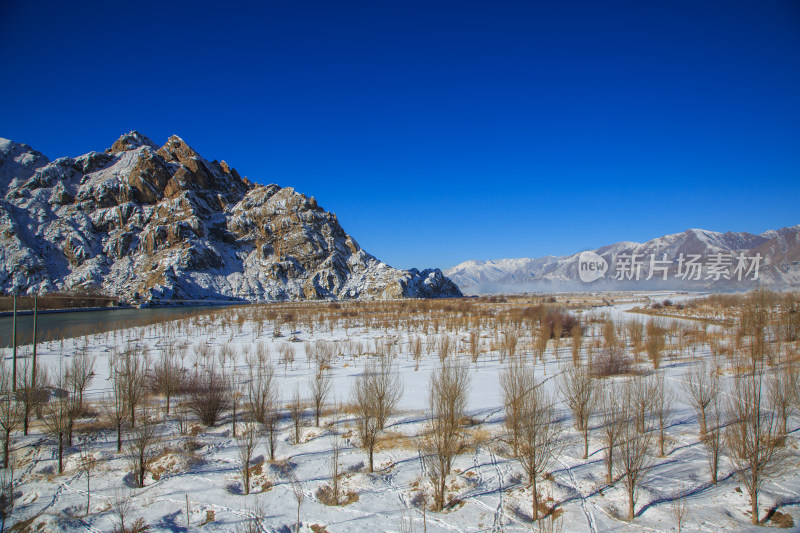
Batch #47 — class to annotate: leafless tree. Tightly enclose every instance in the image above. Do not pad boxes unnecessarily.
[571,324,583,364]
[518,378,562,521]
[246,352,280,460]
[671,487,688,533]
[644,320,666,370]
[423,360,470,511]
[127,405,159,488]
[79,435,98,514]
[683,361,719,436]
[66,349,95,412]
[42,365,72,474]
[329,431,343,505]
[0,366,21,469]
[558,363,598,459]
[237,423,261,495]
[187,364,229,427]
[615,379,653,521]
[118,348,147,428]
[630,375,657,435]
[373,357,403,431]
[309,364,332,427]
[111,489,133,533]
[107,355,128,452]
[726,370,785,525]
[289,387,303,445]
[652,372,673,457]
[500,358,532,456]
[469,330,481,367]
[150,345,181,415]
[17,358,47,436]
[289,471,304,533]
[437,335,452,363]
[767,363,796,435]
[701,392,723,484]
[410,336,423,371]
[599,383,625,483]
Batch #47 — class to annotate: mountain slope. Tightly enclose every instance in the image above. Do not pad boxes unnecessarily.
[0,132,461,302]
[446,226,800,294]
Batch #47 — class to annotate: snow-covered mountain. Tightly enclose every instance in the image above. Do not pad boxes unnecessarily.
[446,226,800,294]
[0,132,461,302]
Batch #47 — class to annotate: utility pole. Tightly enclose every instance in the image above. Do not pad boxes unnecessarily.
[32,295,38,386]
[12,294,17,391]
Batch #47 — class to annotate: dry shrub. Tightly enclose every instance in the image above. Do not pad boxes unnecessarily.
[316,485,359,506]
[768,509,795,528]
[310,525,330,533]
[591,348,633,377]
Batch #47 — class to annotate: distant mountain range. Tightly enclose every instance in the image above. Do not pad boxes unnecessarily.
[0,132,461,302]
[445,226,800,294]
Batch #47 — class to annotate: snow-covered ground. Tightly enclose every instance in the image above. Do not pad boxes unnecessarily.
[3,294,799,532]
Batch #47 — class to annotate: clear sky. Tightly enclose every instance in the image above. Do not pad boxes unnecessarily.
[1,1,798,270]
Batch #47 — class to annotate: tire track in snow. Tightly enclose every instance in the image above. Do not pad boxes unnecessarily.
[557,457,596,533]
[489,450,506,532]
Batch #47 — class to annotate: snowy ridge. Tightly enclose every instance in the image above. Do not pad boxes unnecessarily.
[446,225,800,294]
[0,133,461,302]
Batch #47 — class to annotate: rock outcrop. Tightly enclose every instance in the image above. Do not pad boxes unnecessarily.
[0,132,461,302]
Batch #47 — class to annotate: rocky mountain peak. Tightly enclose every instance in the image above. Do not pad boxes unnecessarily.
[0,132,461,302]
[106,131,158,154]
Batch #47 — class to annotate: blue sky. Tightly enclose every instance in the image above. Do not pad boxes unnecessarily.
[1,1,798,270]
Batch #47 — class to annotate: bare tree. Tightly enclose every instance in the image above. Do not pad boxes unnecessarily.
[17,358,47,436]
[289,387,303,445]
[187,364,229,427]
[66,349,95,412]
[289,471,304,533]
[329,431,343,505]
[651,372,673,457]
[373,357,403,431]
[644,320,666,370]
[118,349,147,428]
[469,330,481,367]
[570,324,583,364]
[246,353,280,460]
[410,336,424,371]
[518,378,562,521]
[726,371,785,525]
[309,365,332,427]
[600,382,625,482]
[683,361,719,436]
[42,365,72,474]
[237,423,261,495]
[79,436,98,514]
[767,363,796,435]
[150,345,181,415]
[127,405,159,488]
[500,358,532,456]
[107,355,128,453]
[701,392,723,484]
[615,379,653,521]
[558,363,598,459]
[423,360,470,511]
[0,366,21,469]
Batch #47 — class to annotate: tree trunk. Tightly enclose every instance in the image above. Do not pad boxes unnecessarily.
[583,429,589,459]
[750,488,759,525]
[532,476,538,520]
[58,433,64,474]
[627,486,635,520]
[3,430,9,468]
[117,422,122,452]
[368,442,374,473]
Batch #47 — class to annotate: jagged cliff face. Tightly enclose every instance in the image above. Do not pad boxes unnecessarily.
[0,132,461,302]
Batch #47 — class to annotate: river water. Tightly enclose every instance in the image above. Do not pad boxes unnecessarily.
[0,306,231,348]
